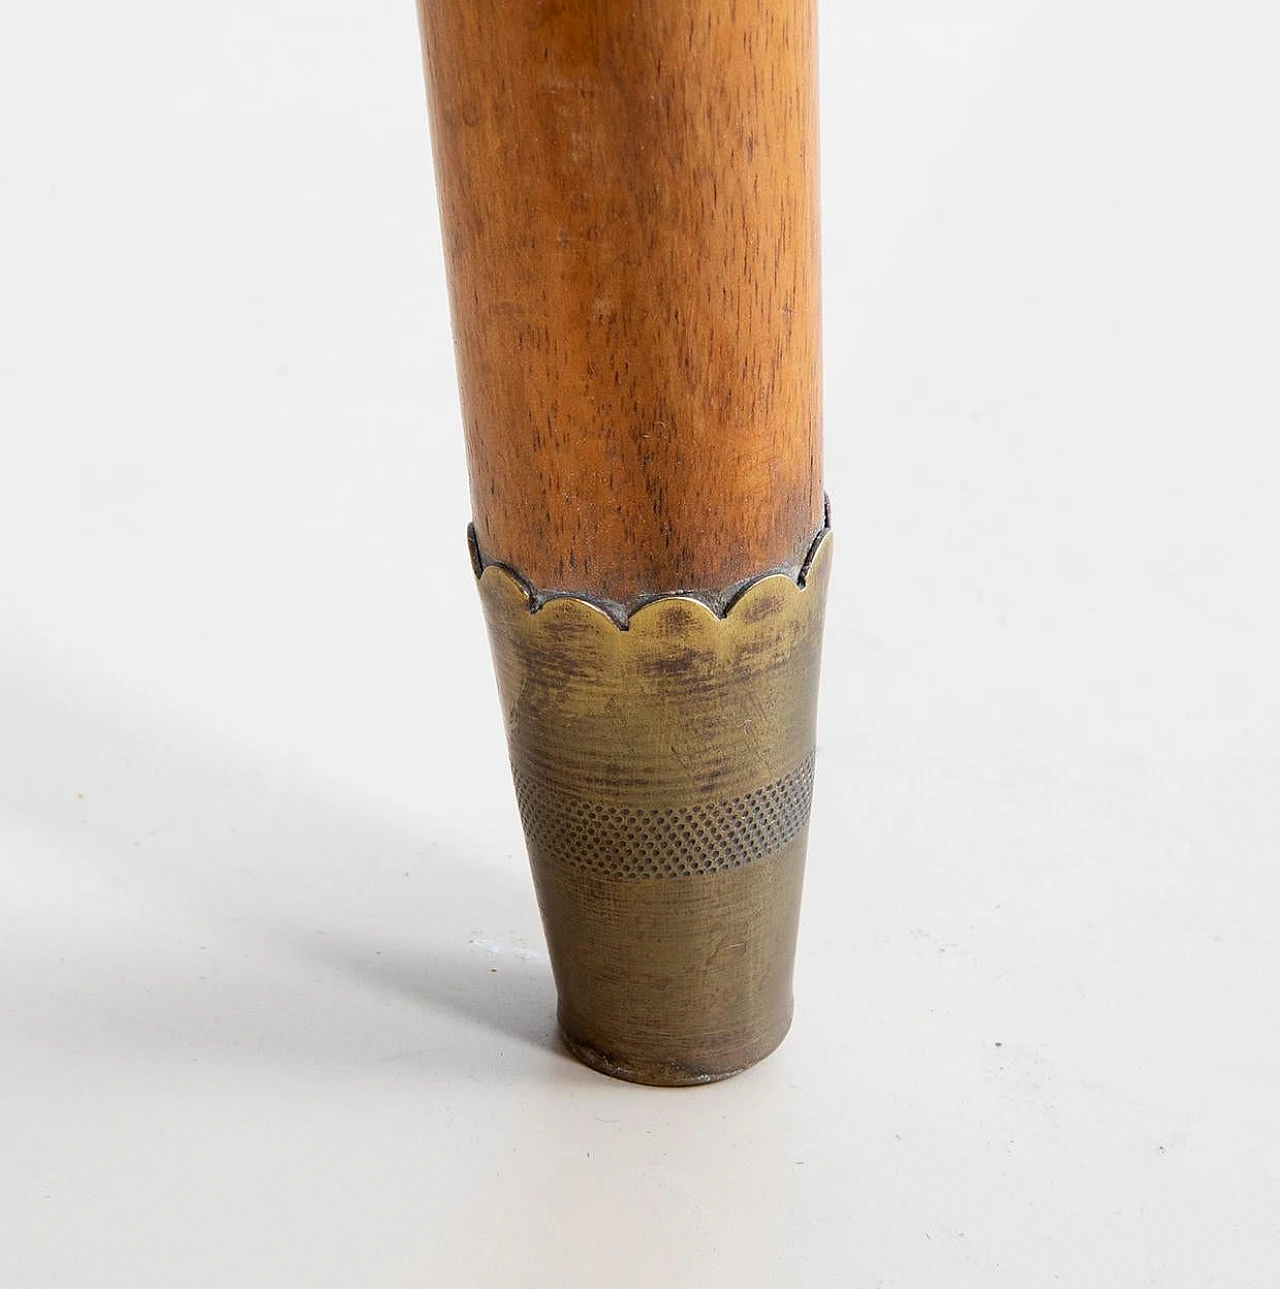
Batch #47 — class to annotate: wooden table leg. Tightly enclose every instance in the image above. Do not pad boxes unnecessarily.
[417,0,830,1084]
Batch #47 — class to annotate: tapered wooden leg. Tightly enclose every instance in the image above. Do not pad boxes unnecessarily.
[417,0,829,1083]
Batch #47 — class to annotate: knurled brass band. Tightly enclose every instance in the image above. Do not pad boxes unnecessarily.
[476,528,832,1085]
[511,751,816,879]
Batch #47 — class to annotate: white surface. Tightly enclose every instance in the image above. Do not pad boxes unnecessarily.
[2,2,1278,1285]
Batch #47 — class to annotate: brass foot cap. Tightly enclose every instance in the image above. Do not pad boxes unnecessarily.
[560,1013,794,1087]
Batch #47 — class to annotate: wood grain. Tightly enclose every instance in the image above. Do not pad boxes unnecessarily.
[418,0,822,607]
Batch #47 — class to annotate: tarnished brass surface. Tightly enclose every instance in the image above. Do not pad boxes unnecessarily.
[476,528,832,1086]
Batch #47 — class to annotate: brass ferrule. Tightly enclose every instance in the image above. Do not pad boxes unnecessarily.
[475,526,832,1085]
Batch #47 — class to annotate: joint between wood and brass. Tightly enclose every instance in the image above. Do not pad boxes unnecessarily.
[467,494,832,630]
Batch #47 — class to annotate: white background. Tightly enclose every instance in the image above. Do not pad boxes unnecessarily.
[2,1,1278,1285]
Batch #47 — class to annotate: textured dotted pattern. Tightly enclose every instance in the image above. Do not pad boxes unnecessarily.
[513,752,816,879]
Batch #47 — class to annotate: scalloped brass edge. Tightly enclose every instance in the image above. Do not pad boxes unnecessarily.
[470,503,832,633]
